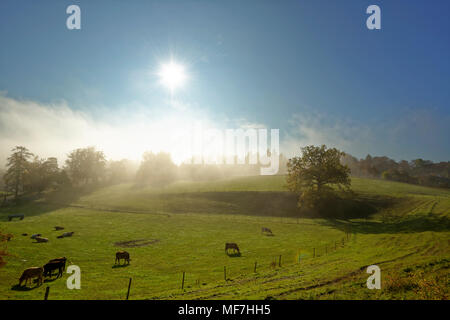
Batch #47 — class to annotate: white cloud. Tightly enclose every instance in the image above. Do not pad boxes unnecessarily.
[281,107,450,162]
[281,111,373,159]
[0,95,271,167]
[1,94,447,169]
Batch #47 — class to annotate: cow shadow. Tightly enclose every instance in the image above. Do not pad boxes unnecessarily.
[112,264,130,268]
[226,252,242,258]
[11,282,42,291]
[43,277,60,283]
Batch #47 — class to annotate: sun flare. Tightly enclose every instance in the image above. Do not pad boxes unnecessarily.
[157,61,187,92]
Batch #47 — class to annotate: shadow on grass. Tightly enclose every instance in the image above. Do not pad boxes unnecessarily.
[226,252,242,258]
[112,264,130,268]
[302,194,400,220]
[0,185,101,221]
[117,191,399,220]
[43,276,61,283]
[11,282,42,291]
[319,214,450,234]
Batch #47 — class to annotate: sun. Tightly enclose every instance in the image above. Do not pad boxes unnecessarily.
[157,60,187,93]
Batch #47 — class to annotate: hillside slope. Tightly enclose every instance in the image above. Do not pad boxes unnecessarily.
[0,176,448,300]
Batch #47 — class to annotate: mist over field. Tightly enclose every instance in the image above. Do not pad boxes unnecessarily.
[0,0,449,303]
[1,94,449,170]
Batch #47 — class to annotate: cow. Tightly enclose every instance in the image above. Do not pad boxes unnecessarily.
[54,226,64,231]
[34,236,49,243]
[43,260,65,278]
[261,227,273,235]
[225,243,240,254]
[115,251,130,265]
[30,234,42,239]
[48,257,67,271]
[19,267,43,287]
[57,232,74,239]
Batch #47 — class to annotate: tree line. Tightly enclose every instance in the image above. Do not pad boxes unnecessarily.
[1,146,136,201]
[1,144,447,203]
[0,146,289,201]
[341,153,450,188]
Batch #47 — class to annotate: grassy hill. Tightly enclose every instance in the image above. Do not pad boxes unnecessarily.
[0,176,449,300]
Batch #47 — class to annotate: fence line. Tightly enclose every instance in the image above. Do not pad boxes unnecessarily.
[165,232,353,296]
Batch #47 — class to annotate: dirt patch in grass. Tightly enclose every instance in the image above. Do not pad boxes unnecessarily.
[114,239,160,248]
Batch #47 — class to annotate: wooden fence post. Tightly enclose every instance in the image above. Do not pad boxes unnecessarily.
[313,248,315,258]
[44,286,50,300]
[181,272,185,290]
[126,278,132,300]
[254,261,257,273]
[224,266,227,281]
[278,255,282,267]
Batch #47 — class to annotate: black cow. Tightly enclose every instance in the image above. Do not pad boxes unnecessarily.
[43,257,66,278]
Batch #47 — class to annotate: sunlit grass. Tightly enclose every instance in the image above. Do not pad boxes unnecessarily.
[0,176,449,299]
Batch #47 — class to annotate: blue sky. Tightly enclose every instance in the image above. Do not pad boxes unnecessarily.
[0,0,449,163]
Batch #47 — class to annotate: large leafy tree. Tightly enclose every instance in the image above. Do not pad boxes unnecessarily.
[25,156,60,193]
[3,146,34,200]
[65,147,106,185]
[136,152,177,187]
[286,145,351,209]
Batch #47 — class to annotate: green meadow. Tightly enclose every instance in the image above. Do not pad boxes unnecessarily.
[0,176,449,300]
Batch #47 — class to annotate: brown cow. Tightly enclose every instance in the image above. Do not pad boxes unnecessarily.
[19,267,43,287]
[54,226,64,231]
[225,243,240,254]
[115,251,130,265]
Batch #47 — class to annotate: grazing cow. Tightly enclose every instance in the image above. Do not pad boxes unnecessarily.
[35,236,49,243]
[48,257,67,271]
[19,267,43,287]
[261,227,273,235]
[54,226,64,231]
[43,260,65,278]
[115,251,130,265]
[30,233,42,239]
[225,243,240,254]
